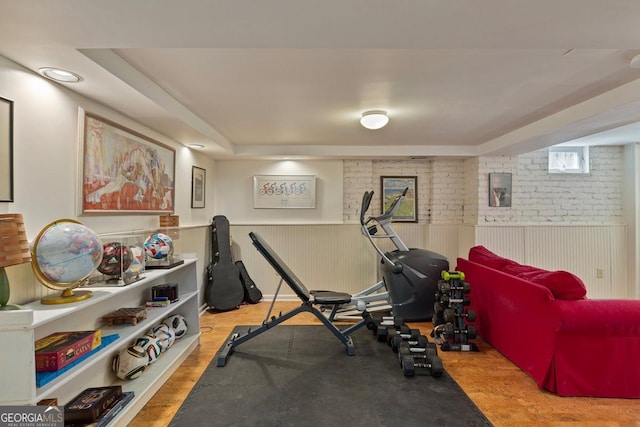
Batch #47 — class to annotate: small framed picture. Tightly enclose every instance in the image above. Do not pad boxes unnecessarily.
[191,166,206,208]
[489,173,512,207]
[380,176,418,222]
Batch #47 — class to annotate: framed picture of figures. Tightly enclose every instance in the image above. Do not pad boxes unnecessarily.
[78,109,175,214]
[488,172,512,207]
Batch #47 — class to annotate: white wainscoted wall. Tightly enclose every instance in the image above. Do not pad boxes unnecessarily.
[230,223,629,301]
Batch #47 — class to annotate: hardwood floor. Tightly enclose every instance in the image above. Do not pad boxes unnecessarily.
[130,302,640,427]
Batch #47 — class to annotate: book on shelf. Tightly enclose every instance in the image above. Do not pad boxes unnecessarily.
[66,391,135,427]
[64,385,122,424]
[35,330,102,372]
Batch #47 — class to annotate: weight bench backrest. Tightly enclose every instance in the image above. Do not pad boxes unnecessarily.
[249,231,311,302]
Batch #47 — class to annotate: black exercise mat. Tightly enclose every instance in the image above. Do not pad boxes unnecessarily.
[170,325,493,427]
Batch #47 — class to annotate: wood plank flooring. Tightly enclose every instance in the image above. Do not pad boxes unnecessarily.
[129,302,640,427]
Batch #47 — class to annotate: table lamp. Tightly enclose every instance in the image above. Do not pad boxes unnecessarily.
[0,214,31,310]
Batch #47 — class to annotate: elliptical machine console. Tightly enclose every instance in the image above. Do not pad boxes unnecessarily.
[361,188,449,321]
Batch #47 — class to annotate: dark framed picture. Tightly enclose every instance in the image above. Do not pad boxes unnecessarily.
[191,166,206,208]
[0,97,13,202]
[489,173,512,207]
[380,176,417,222]
[79,110,175,213]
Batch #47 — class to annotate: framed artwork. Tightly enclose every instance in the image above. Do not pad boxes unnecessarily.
[79,110,175,213]
[0,97,13,202]
[380,176,417,222]
[191,166,206,208]
[253,175,316,209]
[489,173,512,207]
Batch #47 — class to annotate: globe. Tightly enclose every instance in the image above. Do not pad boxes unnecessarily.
[31,219,103,304]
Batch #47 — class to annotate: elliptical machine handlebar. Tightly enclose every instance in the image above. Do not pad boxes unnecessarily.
[360,188,412,273]
[359,190,375,226]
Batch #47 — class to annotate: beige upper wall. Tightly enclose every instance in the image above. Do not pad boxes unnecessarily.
[0,56,216,239]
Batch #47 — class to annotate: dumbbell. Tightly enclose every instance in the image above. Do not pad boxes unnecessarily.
[443,308,476,323]
[378,323,417,344]
[376,322,410,342]
[441,270,465,281]
[443,323,477,340]
[389,328,423,352]
[438,294,471,306]
[397,336,438,363]
[438,280,471,294]
[400,353,443,378]
[367,315,404,335]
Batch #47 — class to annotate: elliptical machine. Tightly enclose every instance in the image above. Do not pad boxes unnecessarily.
[322,188,415,321]
[362,188,449,322]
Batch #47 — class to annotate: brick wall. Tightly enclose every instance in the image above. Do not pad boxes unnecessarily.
[343,145,625,225]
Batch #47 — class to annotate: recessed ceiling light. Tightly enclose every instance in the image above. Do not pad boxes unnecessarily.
[38,67,83,83]
[187,143,205,149]
[360,110,389,130]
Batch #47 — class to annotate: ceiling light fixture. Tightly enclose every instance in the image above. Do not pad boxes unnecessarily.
[360,110,389,130]
[187,143,205,149]
[38,67,83,83]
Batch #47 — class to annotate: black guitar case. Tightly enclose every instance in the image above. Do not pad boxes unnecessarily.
[236,260,262,304]
[205,215,244,311]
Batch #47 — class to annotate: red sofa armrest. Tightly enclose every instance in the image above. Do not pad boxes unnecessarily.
[556,299,640,336]
[456,258,560,389]
[552,299,640,397]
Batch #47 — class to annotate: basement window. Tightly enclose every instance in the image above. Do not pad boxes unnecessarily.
[548,146,589,174]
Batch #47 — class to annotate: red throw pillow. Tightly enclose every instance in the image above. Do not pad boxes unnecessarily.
[516,269,587,300]
[468,246,517,270]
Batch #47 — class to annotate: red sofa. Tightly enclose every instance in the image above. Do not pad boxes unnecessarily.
[456,246,640,398]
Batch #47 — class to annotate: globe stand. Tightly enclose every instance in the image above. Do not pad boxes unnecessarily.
[41,288,93,305]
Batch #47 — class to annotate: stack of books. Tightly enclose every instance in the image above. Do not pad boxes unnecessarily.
[64,386,134,426]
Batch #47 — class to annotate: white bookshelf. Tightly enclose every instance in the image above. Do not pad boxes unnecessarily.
[0,257,201,424]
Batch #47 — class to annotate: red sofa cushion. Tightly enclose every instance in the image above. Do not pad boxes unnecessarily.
[468,245,517,270]
[504,264,587,300]
[469,246,587,300]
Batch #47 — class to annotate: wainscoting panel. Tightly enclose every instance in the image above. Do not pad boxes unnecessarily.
[474,226,526,263]
[473,225,629,299]
[425,224,461,269]
[231,225,378,300]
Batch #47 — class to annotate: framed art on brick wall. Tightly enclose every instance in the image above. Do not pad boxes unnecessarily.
[489,173,512,207]
[380,176,417,222]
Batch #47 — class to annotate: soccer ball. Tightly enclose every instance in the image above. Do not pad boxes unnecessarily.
[135,334,162,364]
[112,345,148,380]
[127,245,146,273]
[97,242,133,276]
[144,233,174,259]
[163,314,188,340]
[151,323,175,352]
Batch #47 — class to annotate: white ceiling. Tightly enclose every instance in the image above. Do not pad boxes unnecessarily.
[2,0,640,159]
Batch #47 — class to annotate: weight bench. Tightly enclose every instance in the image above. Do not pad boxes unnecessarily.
[216,231,371,367]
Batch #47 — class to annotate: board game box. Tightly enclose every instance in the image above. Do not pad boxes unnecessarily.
[64,385,122,424]
[35,330,102,372]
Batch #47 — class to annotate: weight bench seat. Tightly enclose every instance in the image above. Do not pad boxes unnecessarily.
[216,231,369,367]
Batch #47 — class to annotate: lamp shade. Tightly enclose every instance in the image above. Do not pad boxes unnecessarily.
[0,214,31,268]
[360,110,389,130]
